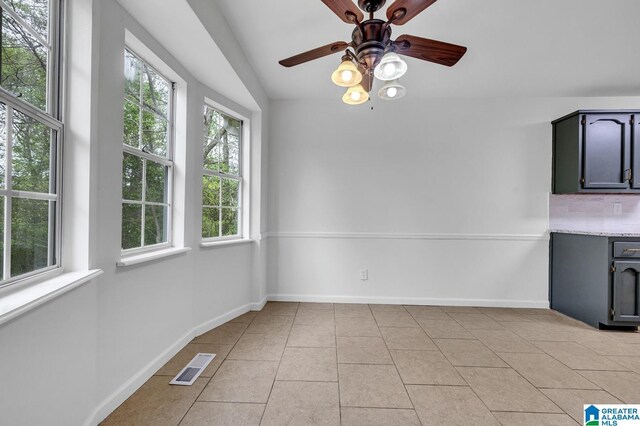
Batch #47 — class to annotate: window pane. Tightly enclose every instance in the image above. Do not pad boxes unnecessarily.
[144,204,167,245]
[11,197,52,277]
[226,144,239,175]
[124,50,141,100]
[203,139,221,172]
[202,207,219,239]
[146,160,167,203]
[141,64,169,118]
[123,99,140,148]
[218,143,231,174]
[12,109,51,193]
[2,0,49,42]
[204,106,223,140]
[221,208,238,237]
[0,103,6,188]
[1,12,48,111]
[122,153,142,201]
[221,178,239,207]
[226,119,241,144]
[141,110,167,157]
[121,203,141,250]
[202,175,220,206]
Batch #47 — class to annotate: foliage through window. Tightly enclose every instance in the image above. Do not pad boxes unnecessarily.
[122,49,173,252]
[0,0,61,285]
[202,105,241,240]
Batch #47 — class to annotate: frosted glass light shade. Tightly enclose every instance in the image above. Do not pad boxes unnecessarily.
[342,84,369,105]
[378,79,406,100]
[331,59,363,87]
[374,52,408,81]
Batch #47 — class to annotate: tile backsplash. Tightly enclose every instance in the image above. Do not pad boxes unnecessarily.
[549,194,640,234]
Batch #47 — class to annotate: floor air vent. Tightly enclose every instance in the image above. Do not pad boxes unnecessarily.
[169,353,216,386]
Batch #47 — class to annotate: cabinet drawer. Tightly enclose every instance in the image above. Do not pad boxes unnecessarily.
[613,242,640,258]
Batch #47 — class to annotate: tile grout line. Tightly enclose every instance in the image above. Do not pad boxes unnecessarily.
[258,302,299,425]
[397,305,427,426]
[406,307,503,424]
[453,323,595,420]
[176,313,257,425]
[369,304,422,424]
[407,305,502,424]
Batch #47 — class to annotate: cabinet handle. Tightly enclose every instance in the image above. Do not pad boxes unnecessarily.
[624,169,632,181]
[623,248,640,253]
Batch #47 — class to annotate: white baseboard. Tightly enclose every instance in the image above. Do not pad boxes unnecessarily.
[267,294,550,309]
[86,300,261,425]
[192,303,252,337]
[85,329,194,426]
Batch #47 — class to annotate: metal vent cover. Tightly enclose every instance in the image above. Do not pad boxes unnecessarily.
[169,353,216,386]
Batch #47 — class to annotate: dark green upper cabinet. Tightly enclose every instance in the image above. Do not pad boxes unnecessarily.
[633,115,640,190]
[552,110,639,193]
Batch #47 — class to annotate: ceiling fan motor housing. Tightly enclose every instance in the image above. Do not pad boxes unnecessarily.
[352,19,391,70]
[357,0,386,13]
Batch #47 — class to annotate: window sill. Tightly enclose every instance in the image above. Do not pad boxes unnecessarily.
[0,269,103,327]
[117,246,192,267]
[200,239,254,249]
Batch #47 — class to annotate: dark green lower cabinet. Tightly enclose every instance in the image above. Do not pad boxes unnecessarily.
[613,262,640,322]
[550,233,640,329]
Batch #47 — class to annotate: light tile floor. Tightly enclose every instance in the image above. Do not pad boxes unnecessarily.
[102,303,640,425]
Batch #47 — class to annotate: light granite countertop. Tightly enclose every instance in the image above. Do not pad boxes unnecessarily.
[549,229,640,237]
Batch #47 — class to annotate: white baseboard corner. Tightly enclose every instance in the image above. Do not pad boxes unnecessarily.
[250,296,267,311]
[266,294,550,309]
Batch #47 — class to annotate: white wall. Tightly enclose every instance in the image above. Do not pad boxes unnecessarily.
[0,0,268,424]
[267,97,640,307]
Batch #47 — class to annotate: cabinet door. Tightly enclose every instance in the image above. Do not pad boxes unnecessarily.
[612,261,640,322]
[582,114,631,189]
[632,114,640,189]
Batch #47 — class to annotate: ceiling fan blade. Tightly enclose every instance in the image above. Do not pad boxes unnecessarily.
[279,42,350,67]
[321,0,364,23]
[394,34,467,66]
[386,0,437,25]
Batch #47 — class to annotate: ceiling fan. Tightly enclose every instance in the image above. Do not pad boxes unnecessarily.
[279,0,467,105]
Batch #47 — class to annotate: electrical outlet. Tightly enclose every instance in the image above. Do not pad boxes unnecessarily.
[613,202,622,216]
[359,269,368,281]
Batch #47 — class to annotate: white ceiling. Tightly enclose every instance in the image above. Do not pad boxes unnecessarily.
[118,0,640,103]
[215,0,640,100]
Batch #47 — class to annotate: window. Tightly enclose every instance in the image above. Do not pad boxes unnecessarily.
[121,49,173,253]
[0,0,62,286]
[202,105,242,240]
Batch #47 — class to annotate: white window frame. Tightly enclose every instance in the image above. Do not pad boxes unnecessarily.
[0,0,63,289]
[201,103,244,242]
[121,47,175,256]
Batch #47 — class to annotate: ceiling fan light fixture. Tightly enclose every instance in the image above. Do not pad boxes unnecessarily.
[378,79,406,100]
[374,52,407,81]
[342,84,369,105]
[331,58,363,87]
